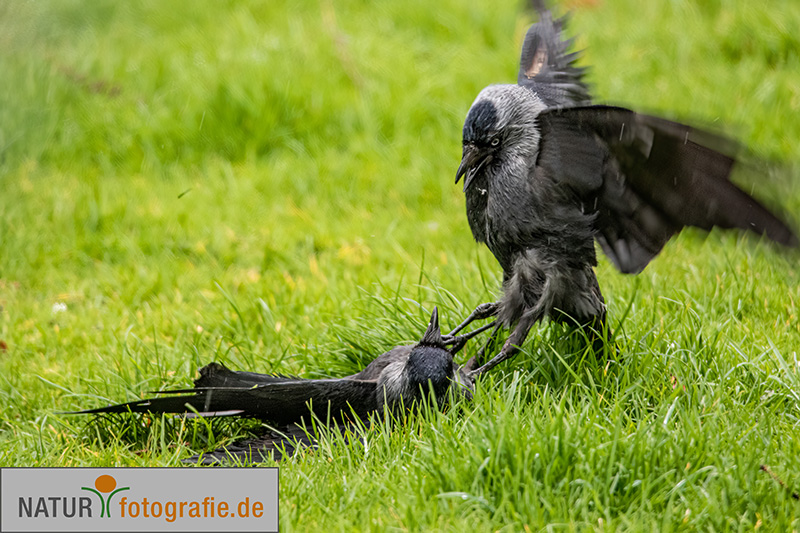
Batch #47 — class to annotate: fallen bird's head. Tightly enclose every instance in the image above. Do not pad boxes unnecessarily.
[402,307,473,403]
[457,84,546,192]
[406,308,450,391]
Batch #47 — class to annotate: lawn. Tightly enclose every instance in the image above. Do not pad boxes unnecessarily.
[1,0,800,529]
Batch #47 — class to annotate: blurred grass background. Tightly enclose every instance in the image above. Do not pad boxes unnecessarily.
[1,0,800,529]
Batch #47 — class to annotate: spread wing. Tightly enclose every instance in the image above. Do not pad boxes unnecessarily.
[69,362,380,425]
[518,0,591,106]
[535,105,799,273]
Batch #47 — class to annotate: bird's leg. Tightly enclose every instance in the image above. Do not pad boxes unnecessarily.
[445,320,498,345]
[474,322,504,365]
[588,316,606,357]
[586,313,618,360]
[444,320,498,355]
[469,311,538,377]
[446,302,499,337]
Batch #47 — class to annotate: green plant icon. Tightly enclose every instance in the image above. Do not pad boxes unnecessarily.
[81,475,130,518]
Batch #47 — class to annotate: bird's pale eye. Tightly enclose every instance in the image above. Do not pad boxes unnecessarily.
[490,138,500,147]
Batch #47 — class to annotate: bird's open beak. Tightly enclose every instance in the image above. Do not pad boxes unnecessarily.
[421,307,443,346]
[456,143,491,193]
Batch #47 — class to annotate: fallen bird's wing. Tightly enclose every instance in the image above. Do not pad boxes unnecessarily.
[69,363,380,426]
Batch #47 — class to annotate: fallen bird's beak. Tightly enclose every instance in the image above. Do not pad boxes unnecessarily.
[456,143,491,193]
[420,307,443,346]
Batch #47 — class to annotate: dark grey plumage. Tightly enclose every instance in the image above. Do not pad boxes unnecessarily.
[452,2,798,375]
[72,308,476,463]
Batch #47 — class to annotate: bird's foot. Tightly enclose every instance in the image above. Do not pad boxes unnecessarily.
[468,338,517,377]
[443,320,499,355]
[442,334,469,354]
[445,301,499,337]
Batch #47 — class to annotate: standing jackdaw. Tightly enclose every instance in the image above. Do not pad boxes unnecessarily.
[450,1,798,376]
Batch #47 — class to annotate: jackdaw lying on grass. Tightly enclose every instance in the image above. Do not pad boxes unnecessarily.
[72,308,476,463]
[449,1,799,376]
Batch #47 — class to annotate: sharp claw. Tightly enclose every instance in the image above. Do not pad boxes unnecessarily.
[441,334,458,346]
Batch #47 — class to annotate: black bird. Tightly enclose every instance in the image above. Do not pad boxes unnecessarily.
[450,1,799,376]
[73,308,476,463]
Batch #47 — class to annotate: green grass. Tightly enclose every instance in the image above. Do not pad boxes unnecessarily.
[2,0,800,529]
